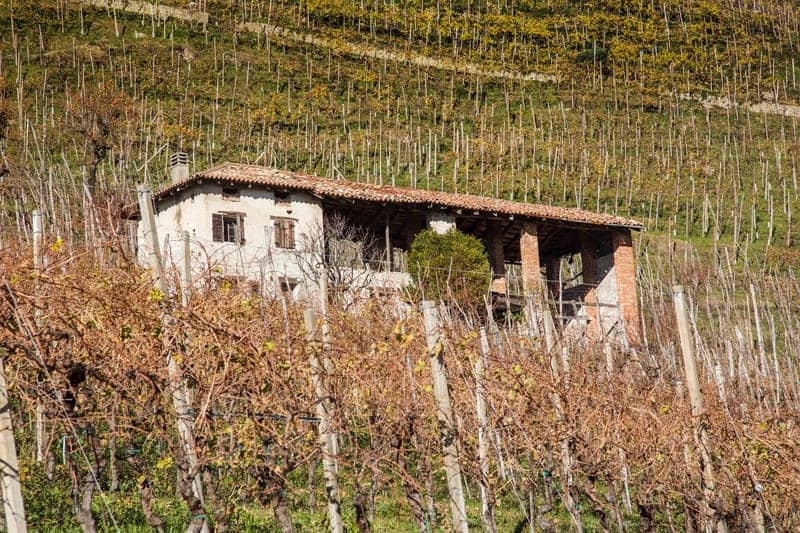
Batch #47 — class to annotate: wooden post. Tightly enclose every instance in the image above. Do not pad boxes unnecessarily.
[303,309,344,533]
[749,284,769,378]
[180,231,192,307]
[487,222,507,294]
[32,210,42,275]
[421,301,469,533]
[0,350,27,533]
[477,328,497,533]
[137,185,207,531]
[673,285,728,533]
[673,286,704,416]
[384,212,392,272]
[32,211,45,465]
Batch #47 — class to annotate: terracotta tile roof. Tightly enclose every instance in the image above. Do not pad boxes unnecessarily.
[138,162,643,229]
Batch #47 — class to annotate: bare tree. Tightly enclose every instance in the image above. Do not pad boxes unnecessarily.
[291,214,383,308]
[70,83,134,198]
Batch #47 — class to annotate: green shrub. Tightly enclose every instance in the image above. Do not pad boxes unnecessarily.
[408,229,491,309]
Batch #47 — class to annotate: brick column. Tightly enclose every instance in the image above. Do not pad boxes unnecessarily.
[520,222,541,297]
[613,229,641,345]
[488,221,507,293]
[580,233,600,339]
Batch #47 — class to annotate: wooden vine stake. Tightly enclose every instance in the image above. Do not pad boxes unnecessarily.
[477,327,497,533]
[0,347,27,533]
[421,301,468,533]
[137,185,207,532]
[32,210,45,466]
[303,309,343,533]
[673,285,729,533]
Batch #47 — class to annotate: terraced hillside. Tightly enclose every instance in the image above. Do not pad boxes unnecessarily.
[3,3,800,531]
[2,0,800,265]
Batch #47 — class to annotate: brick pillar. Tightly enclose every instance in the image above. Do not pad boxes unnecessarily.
[520,222,541,297]
[488,221,507,293]
[580,233,600,339]
[544,256,561,300]
[613,229,641,345]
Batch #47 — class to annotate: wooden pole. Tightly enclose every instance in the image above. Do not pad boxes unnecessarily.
[31,210,45,466]
[384,212,392,272]
[137,185,207,532]
[749,284,769,379]
[303,309,343,533]
[673,286,704,416]
[673,285,729,533]
[180,231,192,307]
[477,328,497,533]
[421,301,469,533]
[0,350,27,533]
[539,301,582,530]
[32,210,42,275]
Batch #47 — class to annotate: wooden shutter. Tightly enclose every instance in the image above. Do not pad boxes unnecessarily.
[212,213,223,242]
[274,218,296,249]
[286,219,295,248]
[275,219,287,248]
[236,214,245,244]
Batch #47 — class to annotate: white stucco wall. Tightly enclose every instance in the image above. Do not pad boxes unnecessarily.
[426,211,456,234]
[559,252,622,342]
[594,253,622,337]
[136,184,324,299]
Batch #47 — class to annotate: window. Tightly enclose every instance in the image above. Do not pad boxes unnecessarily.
[212,213,245,244]
[222,188,240,201]
[279,277,297,297]
[273,217,296,249]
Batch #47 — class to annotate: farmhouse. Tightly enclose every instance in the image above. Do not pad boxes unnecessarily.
[127,161,643,344]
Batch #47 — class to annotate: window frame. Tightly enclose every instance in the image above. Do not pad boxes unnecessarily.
[272,216,297,249]
[212,212,246,244]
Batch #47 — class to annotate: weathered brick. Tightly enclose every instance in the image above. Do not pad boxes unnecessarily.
[613,229,641,345]
[520,222,541,296]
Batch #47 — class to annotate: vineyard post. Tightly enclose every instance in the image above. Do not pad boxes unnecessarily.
[749,284,769,379]
[32,210,45,465]
[137,185,207,532]
[0,348,27,533]
[180,231,192,307]
[673,285,729,533]
[303,309,344,533]
[604,341,633,513]
[477,328,497,533]
[421,301,469,533]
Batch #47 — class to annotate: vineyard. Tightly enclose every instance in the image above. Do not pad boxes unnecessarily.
[1,0,800,531]
[2,1,800,262]
[2,210,800,531]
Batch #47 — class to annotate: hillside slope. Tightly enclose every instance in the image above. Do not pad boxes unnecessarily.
[1,0,799,266]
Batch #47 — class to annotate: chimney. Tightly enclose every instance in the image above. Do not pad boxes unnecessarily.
[169,152,189,184]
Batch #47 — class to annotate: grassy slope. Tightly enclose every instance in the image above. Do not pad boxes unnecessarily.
[1,0,799,267]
